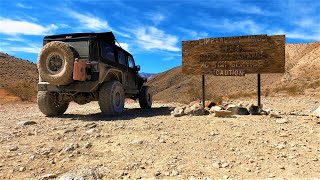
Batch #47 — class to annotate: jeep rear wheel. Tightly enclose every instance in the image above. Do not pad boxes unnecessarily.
[37,91,69,116]
[139,86,152,109]
[98,81,125,115]
[38,41,75,85]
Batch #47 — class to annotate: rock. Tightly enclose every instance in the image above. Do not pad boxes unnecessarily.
[130,140,144,145]
[155,170,161,176]
[312,106,320,117]
[269,112,282,118]
[189,100,201,106]
[64,127,76,133]
[159,139,166,143]
[209,131,219,136]
[29,155,35,161]
[227,106,249,115]
[19,166,26,172]
[86,128,96,134]
[64,143,79,152]
[58,167,100,180]
[205,101,216,108]
[17,120,37,126]
[171,107,185,117]
[214,110,232,117]
[192,103,205,116]
[221,162,229,168]
[84,142,92,148]
[223,104,236,110]
[39,173,57,180]
[249,105,260,115]
[171,169,179,176]
[209,106,223,113]
[276,119,289,124]
[260,110,268,115]
[39,147,53,156]
[212,161,221,168]
[184,105,192,115]
[9,146,18,151]
[84,123,97,129]
[184,103,205,116]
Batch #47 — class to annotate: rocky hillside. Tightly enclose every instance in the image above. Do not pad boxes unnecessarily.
[149,42,320,103]
[0,52,38,102]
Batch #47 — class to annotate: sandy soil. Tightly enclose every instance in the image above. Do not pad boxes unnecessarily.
[0,96,319,179]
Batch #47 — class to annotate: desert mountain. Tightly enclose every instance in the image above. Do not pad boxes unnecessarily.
[148,42,320,103]
[0,42,319,103]
[0,52,38,101]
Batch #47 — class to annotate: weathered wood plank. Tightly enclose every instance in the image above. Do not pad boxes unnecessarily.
[182,34,285,75]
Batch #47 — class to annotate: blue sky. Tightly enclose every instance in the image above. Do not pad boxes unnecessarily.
[0,0,319,73]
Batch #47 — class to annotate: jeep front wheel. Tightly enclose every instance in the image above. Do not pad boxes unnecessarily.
[139,86,152,109]
[98,81,125,115]
[37,91,69,116]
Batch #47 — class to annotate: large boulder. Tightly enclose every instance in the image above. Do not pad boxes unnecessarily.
[214,110,233,117]
[171,106,185,117]
[249,105,260,115]
[205,101,216,108]
[209,106,223,113]
[185,103,205,116]
[227,106,249,115]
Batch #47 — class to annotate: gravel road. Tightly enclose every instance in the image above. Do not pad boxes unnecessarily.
[0,96,319,179]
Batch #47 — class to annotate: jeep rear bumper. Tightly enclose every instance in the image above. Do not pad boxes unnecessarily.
[38,81,99,92]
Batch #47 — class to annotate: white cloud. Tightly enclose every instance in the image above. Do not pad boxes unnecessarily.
[118,42,129,51]
[16,3,32,9]
[133,26,180,52]
[0,17,57,35]
[66,10,109,30]
[178,27,208,39]
[231,3,271,15]
[0,43,41,54]
[146,12,165,25]
[64,9,130,38]
[203,19,263,34]
[162,56,174,61]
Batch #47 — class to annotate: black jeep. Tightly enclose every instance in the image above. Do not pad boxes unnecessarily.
[37,32,152,116]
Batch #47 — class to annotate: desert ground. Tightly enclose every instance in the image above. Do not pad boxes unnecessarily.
[0,95,319,179]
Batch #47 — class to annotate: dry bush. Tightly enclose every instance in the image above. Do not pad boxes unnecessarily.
[306,80,320,89]
[5,84,37,102]
[273,85,304,96]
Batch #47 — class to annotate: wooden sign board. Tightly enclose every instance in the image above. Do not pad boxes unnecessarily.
[182,34,285,75]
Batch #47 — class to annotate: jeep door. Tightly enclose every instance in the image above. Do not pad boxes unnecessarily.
[126,55,138,91]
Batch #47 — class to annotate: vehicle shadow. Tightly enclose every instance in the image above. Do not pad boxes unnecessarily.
[59,106,174,122]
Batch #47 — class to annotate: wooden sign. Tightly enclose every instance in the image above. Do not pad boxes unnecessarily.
[182,34,285,75]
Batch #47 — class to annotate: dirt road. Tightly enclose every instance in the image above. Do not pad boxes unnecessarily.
[0,96,319,179]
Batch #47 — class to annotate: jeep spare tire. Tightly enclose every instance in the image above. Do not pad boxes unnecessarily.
[38,41,75,85]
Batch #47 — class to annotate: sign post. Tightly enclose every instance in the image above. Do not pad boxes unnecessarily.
[202,74,205,109]
[257,74,261,107]
[182,34,285,108]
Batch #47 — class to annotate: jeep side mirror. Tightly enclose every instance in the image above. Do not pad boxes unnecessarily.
[135,65,140,72]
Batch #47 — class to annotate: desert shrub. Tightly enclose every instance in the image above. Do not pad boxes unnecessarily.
[273,85,303,95]
[5,84,37,102]
[228,92,256,99]
[306,80,320,89]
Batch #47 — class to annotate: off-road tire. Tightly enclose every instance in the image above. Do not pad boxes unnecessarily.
[37,91,69,116]
[38,41,75,85]
[98,80,125,115]
[139,86,152,109]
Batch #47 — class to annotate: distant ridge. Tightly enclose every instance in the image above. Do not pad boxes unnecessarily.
[139,72,157,80]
